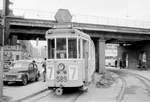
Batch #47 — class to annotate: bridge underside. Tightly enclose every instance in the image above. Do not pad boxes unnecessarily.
[1,17,150,72]
[9,25,150,44]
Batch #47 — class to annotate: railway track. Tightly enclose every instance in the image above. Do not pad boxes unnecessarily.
[109,69,150,102]
[116,77,127,102]
[127,71,150,96]
[108,69,127,102]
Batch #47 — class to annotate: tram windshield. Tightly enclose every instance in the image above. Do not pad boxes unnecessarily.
[68,38,77,58]
[56,38,67,59]
[48,38,78,59]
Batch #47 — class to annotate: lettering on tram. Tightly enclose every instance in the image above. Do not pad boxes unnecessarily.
[45,25,95,95]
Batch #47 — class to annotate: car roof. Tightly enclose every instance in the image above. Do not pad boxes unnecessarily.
[13,60,33,63]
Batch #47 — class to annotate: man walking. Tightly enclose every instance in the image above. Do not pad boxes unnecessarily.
[42,58,47,82]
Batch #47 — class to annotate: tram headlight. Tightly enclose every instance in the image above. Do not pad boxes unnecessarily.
[58,63,65,71]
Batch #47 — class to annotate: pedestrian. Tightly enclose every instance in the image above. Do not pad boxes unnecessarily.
[42,58,47,82]
[32,60,36,66]
[122,60,126,69]
[119,59,123,69]
[115,60,117,68]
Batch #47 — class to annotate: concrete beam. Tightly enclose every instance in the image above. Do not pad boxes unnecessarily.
[5,17,150,35]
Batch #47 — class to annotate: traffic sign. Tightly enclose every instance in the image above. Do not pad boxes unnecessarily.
[55,9,72,23]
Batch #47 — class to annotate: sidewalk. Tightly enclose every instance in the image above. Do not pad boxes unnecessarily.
[3,81,47,102]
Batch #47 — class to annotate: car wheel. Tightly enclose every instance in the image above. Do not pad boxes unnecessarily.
[22,76,28,85]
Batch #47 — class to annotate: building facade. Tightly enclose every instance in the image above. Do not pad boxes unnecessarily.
[105,44,118,66]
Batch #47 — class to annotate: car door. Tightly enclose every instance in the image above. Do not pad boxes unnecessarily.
[28,63,34,80]
[33,63,38,78]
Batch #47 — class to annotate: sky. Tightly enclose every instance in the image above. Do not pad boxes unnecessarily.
[1,0,150,47]
[0,0,150,21]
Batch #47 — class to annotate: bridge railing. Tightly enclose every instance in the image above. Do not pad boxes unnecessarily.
[2,8,150,29]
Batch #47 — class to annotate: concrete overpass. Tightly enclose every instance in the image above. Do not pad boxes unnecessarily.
[1,16,150,41]
[1,16,150,72]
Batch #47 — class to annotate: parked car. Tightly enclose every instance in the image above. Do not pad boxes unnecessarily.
[3,60,40,85]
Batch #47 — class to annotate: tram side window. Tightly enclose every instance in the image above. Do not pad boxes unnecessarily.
[78,39,81,58]
[68,38,77,58]
[56,38,66,59]
[82,40,89,58]
[48,39,55,59]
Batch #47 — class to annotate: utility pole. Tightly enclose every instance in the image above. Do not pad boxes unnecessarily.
[0,0,11,101]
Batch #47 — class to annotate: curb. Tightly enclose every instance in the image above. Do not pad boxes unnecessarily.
[10,88,48,102]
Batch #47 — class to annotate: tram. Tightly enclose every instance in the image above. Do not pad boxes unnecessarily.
[45,24,95,95]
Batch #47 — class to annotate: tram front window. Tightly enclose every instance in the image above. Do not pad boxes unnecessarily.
[68,38,77,58]
[48,39,55,59]
[56,38,66,59]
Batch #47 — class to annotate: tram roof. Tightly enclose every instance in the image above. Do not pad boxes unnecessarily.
[46,28,91,40]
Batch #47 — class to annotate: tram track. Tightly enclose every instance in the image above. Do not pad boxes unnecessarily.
[108,69,128,102]
[127,71,150,96]
[116,77,127,102]
[109,69,150,102]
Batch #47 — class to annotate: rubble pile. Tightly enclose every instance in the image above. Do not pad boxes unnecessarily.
[93,71,116,88]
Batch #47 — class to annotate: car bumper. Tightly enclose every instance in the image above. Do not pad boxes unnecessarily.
[3,78,22,82]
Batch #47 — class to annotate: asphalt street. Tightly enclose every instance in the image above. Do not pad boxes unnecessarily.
[3,68,150,102]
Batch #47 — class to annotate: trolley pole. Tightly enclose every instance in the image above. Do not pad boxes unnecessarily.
[0,0,7,101]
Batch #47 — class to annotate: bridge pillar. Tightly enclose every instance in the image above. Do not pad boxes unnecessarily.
[97,39,106,73]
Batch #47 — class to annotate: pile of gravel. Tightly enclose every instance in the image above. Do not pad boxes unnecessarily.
[93,71,116,88]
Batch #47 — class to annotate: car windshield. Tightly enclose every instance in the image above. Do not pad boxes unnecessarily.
[13,61,29,69]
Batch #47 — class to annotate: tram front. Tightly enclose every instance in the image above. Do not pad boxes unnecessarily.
[45,27,89,95]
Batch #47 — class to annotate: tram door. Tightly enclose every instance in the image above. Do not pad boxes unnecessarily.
[82,40,89,84]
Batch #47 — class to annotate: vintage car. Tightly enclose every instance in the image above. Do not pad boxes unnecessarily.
[3,60,40,85]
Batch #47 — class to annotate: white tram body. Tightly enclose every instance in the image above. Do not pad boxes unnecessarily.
[45,26,95,90]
